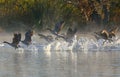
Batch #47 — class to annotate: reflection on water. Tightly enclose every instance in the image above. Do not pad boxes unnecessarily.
[0,50,120,77]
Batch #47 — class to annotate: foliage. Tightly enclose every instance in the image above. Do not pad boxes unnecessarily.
[0,0,120,30]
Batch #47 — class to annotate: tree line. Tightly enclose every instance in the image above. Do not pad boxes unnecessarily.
[0,0,120,30]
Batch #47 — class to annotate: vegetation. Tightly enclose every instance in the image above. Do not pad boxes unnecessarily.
[0,0,120,31]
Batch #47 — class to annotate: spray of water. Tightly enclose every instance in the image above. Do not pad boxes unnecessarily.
[0,35,120,51]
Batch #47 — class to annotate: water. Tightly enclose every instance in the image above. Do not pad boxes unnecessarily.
[1,35,120,51]
[0,50,120,77]
[0,35,120,77]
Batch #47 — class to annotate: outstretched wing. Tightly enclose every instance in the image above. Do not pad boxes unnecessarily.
[53,21,65,34]
[38,33,53,42]
[46,28,66,40]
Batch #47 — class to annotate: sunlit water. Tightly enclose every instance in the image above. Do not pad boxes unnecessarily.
[0,35,120,77]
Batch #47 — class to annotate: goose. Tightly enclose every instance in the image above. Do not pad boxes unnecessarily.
[22,30,34,46]
[46,21,65,39]
[94,27,118,43]
[3,33,21,49]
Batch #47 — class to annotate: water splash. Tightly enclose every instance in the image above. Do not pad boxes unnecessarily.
[1,35,120,51]
[43,35,120,51]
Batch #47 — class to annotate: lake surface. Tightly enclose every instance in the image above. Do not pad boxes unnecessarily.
[0,50,120,77]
